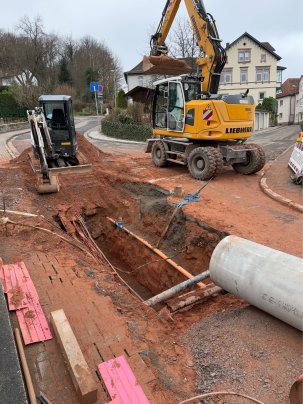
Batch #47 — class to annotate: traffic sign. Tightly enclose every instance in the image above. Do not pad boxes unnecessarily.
[98,84,103,94]
[90,82,99,92]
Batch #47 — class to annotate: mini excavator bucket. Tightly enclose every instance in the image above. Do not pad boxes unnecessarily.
[142,55,192,75]
[36,173,60,194]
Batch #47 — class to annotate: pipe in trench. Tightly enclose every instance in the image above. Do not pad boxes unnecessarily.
[209,235,303,331]
[107,217,207,288]
[144,270,211,306]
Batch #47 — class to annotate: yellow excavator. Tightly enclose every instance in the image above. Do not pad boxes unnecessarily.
[144,0,265,180]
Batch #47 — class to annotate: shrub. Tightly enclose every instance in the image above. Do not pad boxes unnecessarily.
[0,92,27,120]
[101,120,152,141]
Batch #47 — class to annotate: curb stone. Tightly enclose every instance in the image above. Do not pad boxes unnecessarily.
[259,144,303,213]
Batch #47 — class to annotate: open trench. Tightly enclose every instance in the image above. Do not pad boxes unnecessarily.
[78,182,229,309]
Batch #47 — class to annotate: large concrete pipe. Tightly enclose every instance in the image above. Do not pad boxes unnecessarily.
[209,235,303,331]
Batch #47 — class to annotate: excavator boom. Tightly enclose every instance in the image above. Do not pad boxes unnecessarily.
[143,0,226,93]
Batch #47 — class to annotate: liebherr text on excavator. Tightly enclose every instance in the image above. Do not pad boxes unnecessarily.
[144,0,265,180]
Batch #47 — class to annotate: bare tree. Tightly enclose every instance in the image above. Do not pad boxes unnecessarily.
[68,36,122,103]
[0,17,122,107]
[15,16,60,88]
[168,18,199,61]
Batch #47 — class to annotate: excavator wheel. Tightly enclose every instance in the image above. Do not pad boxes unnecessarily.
[212,148,224,176]
[36,174,60,194]
[232,143,265,175]
[152,141,168,167]
[187,147,217,180]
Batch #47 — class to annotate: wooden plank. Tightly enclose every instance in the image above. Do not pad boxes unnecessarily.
[166,284,223,312]
[50,309,98,404]
[98,355,150,404]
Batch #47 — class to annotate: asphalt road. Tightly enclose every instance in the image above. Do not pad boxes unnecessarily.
[248,124,300,160]
[10,116,300,161]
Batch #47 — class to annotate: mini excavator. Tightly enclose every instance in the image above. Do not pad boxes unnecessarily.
[144,0,265,180]
[27,95,91,194]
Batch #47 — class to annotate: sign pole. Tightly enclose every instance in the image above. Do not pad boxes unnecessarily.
[94,90,99,125]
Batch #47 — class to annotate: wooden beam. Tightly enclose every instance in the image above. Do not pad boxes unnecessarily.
[50,309,98,404]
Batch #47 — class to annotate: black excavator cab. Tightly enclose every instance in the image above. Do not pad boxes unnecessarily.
[39,95,77,158]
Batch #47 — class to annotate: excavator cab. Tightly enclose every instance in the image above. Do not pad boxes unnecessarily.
[39,95,77,158]
[152,75,201,132]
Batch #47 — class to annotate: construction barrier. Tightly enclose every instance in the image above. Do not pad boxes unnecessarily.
[288,132,303,179]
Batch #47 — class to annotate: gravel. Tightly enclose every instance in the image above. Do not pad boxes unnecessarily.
[182,306,302,403]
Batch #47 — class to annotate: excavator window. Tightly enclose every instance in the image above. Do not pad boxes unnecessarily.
[167,82,185,132]
[183,82,201,102]
[42,102,68,130]
[154,83,168,129]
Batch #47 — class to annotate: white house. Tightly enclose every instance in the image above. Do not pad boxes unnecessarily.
[0,69,38,87]
[277,78,300,125]
[295,76,303,125]
[219,32,286,105]
[124,57,195,94]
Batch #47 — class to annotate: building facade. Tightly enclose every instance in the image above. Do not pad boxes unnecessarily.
[276,78,300,125]
[218,32,285,105]
[295,76,303,125]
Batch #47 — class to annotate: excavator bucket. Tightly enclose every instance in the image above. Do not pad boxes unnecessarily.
[36,173,60,194]
[142,55,192,75]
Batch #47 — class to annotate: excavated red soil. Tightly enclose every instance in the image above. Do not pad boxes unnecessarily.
[0,134,302,403]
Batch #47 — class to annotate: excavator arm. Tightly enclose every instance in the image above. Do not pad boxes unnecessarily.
[144,0,226,94]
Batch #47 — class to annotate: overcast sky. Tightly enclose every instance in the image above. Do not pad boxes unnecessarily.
[1,0,302,83]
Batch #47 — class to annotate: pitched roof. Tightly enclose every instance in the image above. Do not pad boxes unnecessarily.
[226,32,282,60]
[261,42,276,53]
[276,78,300,98]
[125,61,144,75]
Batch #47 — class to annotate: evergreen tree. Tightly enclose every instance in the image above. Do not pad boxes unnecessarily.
[58,57,72,85]
[85,67,99,86]
[117,89,127,108]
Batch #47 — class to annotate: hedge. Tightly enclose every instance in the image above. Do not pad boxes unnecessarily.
[0,93,27,119]
[101,119,152,141]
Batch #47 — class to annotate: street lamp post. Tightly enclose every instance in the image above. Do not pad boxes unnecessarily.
[111,69,117,109]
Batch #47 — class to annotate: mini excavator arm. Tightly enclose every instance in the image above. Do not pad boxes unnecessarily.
[147,0,227,93]
[27,108,60,193]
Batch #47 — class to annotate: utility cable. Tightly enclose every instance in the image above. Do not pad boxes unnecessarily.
[179,391,264,404]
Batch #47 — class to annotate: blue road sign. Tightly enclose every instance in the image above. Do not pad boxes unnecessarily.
[90,82,99,92]
[98,84,103,94]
